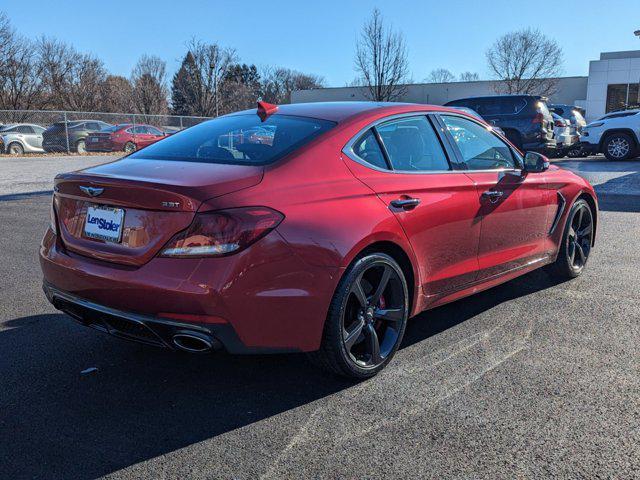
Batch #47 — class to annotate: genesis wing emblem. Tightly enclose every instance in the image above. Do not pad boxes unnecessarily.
[79,186,104,197]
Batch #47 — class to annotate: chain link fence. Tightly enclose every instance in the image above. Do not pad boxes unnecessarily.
[0,110,211,155]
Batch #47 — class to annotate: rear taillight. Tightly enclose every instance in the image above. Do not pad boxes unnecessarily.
[532,113,544,124]
[159,207,284,258]
[50,195,58,235]
[554,119,564,127]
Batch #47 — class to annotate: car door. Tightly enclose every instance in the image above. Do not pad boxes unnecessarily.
[130,125,147,146]
[17,125,38,150]
[32,126,45,149]
[343,114,482,297]
[141,126,163,147]
[438,113,553,280]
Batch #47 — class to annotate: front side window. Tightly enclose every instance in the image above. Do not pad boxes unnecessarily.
[441,115,517,170]
[130,114,336,165]
[376,116,450,172]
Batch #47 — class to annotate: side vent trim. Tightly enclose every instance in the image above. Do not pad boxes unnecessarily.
[549,192,566,235]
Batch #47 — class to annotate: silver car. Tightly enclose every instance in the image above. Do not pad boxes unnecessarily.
[0,123,46,154]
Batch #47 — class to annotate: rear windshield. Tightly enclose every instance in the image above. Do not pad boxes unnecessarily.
[129,114,336,165]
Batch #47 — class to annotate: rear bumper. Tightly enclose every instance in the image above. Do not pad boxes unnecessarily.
[43,283,276,353]
[86,143,114,152]
[39,228,339,353]
[522,139,557,152]
[43,140,69,151]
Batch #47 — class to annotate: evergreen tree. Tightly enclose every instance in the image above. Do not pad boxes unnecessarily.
[170,52,199,115]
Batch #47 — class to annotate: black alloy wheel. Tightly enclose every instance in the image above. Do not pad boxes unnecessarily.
[309,253,409,379]
[548,199,594,278]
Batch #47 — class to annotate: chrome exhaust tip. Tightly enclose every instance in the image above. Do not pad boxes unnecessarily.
[172,331,215,353]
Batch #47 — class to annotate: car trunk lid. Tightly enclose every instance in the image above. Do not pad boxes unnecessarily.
[54,157,263,266]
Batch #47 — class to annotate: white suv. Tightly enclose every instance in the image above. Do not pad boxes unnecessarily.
[580,109,640,160]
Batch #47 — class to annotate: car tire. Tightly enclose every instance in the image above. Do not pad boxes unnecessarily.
[603,133,636,161]
[7,142,24,155]
[307,252,409,379]
[76,139,87,154]
[547,199,594,279]
[567,146,583,158]
[124,141,137,153]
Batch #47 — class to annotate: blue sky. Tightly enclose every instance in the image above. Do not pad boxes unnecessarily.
[3,0,640,86]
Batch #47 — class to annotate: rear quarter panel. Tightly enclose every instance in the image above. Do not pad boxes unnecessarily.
[199,115,423,313]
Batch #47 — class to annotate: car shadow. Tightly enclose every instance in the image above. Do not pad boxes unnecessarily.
[0,268,565,479]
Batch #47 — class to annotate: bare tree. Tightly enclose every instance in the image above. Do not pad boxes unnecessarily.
[427,68,455,83]
[183,39,236,116]
[99,75,134,113]
[0,13,45,116]
[354,8,409,101]
[131,54,168,115]
[260,66,325,104]
[37,37,106,111]
[459,71,480,82]
[0,11,14,71]
[486,28,563,96]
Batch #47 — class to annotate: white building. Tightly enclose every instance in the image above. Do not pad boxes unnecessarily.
[584,50,640,121]
[291,50,640,122]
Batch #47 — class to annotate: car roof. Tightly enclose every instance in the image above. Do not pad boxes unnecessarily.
[446,94,546,103]
[606,108,640,115]
[1,123,42,128]
[228,101,455,123]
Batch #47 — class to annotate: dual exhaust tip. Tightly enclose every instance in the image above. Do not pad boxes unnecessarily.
[172,331,220,353]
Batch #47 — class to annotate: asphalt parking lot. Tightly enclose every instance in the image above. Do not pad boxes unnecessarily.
[1,155,639,479]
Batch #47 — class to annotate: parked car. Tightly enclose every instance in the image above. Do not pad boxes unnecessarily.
[42,120,112,153]
[550,104,587,157]
[580,109,640,160]
[550,113,575,157]
[444,95,556,153]
[550,104,587,133]
[85,124,168,153]
[41,101,597,379]
[0,123,46,154]
[447,106,506,136]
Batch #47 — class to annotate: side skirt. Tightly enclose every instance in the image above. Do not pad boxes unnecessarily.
[422,255,552,311]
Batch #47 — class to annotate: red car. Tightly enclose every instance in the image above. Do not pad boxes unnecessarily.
[40,102,597,378]
[85,123,168,153]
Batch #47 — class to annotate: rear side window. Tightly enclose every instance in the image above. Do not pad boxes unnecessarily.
[131,114,336,165]
[450,98,527,116]
[17,125,34,134]
[353,130,387,169]
[377,116,450,171]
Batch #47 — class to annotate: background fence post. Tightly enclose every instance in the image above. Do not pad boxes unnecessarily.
[180,116,183,130]
[63,111,70,154]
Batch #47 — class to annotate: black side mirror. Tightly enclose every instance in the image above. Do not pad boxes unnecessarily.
[523,151,550,173]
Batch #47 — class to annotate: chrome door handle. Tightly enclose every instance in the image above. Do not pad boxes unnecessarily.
[482,190,504,202]
[390,198,421,209]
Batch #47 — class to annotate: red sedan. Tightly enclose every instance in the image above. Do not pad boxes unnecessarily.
[85,123,168,153]
[40,102,597,378]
